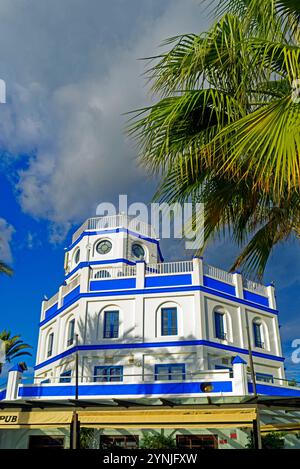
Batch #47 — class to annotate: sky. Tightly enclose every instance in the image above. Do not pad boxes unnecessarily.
[0,0,300,382]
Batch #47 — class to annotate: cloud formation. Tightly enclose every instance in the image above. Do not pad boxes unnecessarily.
[0,218,14,263]
[0,0,210,235]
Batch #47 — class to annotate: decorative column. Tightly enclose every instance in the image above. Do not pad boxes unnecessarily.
[192,256,203,285]
[5,364,25,401]
[136,261,145,289]
[232,272,244,299]
[232,355,248,396]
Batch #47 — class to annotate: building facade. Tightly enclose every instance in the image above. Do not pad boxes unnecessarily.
[3,214,300,402]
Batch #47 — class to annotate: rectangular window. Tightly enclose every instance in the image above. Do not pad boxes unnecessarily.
[28,436,65,449]
[103,311,119,338]
[154,364,185,381]
[67,319,75,346]
[59,370,72,383]
[214,312,226,340]
[47,333,54,357]
[100,435,139,449]
[256,372,274,383]
[161,307,178,336]
[94,366,123,382]
[253,323,264,348]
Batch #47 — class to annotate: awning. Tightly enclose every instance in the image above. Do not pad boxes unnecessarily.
[0,407,257,429]
[0,411,72,429]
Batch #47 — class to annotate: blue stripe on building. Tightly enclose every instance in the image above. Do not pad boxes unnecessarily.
[34,339,284,370]
[41,284,278,327]
[19,380,232,398]
[248,382,300,397]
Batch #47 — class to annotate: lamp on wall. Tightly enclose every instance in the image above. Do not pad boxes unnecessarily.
[200,382,214,393]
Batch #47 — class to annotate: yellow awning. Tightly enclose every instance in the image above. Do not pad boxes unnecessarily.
[0,411,72,429]
[0,407,257,429]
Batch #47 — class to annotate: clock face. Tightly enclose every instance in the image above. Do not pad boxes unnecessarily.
[96,240,112,255]
[74,249,80,264]
[132,243,145,260]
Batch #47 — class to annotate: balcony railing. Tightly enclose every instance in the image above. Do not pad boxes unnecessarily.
[203,263,234,284]
[93,265,136,279]
[243,279,268,296]
[63,276,80,296]
[72,214,157,243]
[146,260,193,275]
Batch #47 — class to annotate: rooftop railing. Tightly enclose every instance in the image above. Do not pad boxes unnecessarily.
[92,265,136,279]
[243,279,268,296]
[203,263,234,284]
[72,214,157,244]
[146,260,193,275]
[43,259,269,309]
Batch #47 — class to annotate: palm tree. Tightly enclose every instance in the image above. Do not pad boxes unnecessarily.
[129,0,300,277]
[0,261,13,276]
[0,330,32,374]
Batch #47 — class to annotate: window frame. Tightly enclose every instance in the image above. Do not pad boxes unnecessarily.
[214,311,226,340]
[67,318,75,347]
[161,307,178,336]
[59,370,72,383]
[94,365,123,382]
[253,321,264,348]
[154,363,186,381]
[47,332,54,358]
[103,310,119,339]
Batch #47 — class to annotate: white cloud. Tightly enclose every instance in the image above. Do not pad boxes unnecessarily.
[0,0,211,237]
[0,218,14,263]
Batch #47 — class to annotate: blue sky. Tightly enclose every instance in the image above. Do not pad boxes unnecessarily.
[0,0,300,381]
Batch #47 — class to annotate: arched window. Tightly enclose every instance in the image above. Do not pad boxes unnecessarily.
[67,318,75,346]
[94,269,111,279]
[74,249,80,264]
[103,310,119,338]
[253,320,264,349]
[47,332,54,358]
[214,311,226,340]
[161,307,178,336]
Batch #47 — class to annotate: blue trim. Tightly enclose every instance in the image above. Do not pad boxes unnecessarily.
[44,302,58,319]
[243,290,269,307]
[204,276,236,296]
[248,382,300,397]
[145,274,192,288]
[63,286,80,307]
[18,380,232,398]
[90,278,136,291]
[34,339,284,370]
[0,389,6,400]
[65,258,136,280]
[66,228,164,262]
[232,355,247,365]
[40,284,278,327]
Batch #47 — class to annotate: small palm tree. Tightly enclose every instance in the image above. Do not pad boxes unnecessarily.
[0,261,13,276]
[0,330,32,374]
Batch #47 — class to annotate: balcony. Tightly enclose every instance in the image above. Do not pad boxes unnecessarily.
[42,259,272,320]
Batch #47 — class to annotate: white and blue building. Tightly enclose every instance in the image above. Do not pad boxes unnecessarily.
[3,214,300,403]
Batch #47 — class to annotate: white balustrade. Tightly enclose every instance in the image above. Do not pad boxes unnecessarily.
[203,263,234,284]
[72,214,156,243]
[145,261,193,275]
[243,279,268,296]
